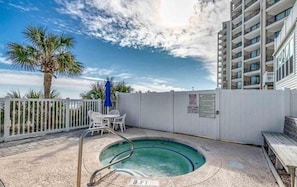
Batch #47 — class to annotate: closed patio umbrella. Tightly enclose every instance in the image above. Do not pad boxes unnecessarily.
[104,80,112,112]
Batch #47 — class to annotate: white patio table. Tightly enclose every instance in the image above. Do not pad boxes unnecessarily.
[102,114,120,128]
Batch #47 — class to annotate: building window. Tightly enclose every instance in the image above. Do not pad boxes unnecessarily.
[275,8,291,21]
[237,81,242,89]
[250,49,260,58]
[250,36,260,44]
[251,76,260,84]
[250,63,259,71]
[237,72,242,78]
[275,37,294,82]
[236,52,242,58]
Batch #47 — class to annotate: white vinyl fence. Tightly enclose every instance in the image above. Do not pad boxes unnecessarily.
[0,98,116,142]
[118,89,296,145]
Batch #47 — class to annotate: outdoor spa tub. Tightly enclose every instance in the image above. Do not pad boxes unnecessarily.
[99,138,206,177]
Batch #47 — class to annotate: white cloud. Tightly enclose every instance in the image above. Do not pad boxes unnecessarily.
[8,3,39,12]
[130,76,186,93]
[116,73,133,80]
[82,66,114,76]
[55,0,230,82]
[0,54,12,65]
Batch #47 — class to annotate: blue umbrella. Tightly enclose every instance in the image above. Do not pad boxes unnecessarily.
[104,80,112,107]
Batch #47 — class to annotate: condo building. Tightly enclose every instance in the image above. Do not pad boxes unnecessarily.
[273,1,297,90]
[217,21,231,89]
[217,0,295,89]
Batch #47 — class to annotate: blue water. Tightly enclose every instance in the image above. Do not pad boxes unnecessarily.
[99,139,206,177]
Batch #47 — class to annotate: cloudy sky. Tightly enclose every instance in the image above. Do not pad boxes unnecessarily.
[0,0,230,98]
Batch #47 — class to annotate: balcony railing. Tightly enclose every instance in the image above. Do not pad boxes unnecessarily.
[232,55,242,60]
[232,42,242,49]
[232,85,242,89]
[244,80,260,85]
[233,1,242,10]
[266,37,274,44]
[232,63,242,69]
[244,54,260,60]
[266,0,280,9]
[245,0,257,9]
[244,66,260,73]
[244,40,260,47]
[244,11,260,22]
[266,56,273,61]
[263,71,274,83]
[232,75,242,79]
[232,12,242,20]
[266,16,286,26]
[245,22,260,34]
[232,32,242,39]
[232,22,242,30]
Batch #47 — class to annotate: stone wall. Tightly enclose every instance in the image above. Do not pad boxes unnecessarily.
[284,116,297,141]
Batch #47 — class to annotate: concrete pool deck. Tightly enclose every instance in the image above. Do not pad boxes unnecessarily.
[0,127,277,187]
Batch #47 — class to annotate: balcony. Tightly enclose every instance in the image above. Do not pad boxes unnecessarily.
[232,85,242,89]
[232,74,242,79]
[232,32,242,40]
[266,15,286,27]
[232,1,242,11]
[263,71,274,84]
[245,0,257,9]
[244,65,260,73]
[266,0,280,9]
[244,11,260,22]
[266,36,274,44]
[244,81,259,85]
[232,12,242,20]
[232,22,242,30]
[244,54,260,61]
[266,56,274,65]
[245,22,260,34]
[266,0,295,15]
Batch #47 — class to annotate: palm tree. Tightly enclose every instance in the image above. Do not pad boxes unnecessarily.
[7,25,84,98]
[80,82,105,99]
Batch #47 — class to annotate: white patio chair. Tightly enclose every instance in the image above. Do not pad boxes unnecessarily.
[112,113,126,133]
[87,110,93,127]
[89,112,109,136]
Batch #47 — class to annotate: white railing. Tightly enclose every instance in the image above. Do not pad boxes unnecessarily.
[274,1,297,50]
[0,98,118,141]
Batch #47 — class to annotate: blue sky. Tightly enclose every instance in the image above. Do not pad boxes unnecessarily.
[0,0,229,98]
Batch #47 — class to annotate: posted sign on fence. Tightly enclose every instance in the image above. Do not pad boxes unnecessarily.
[187,94,198,113]
[199,94,215,118]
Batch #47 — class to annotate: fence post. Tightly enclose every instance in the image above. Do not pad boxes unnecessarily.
[96,99,101,113]
[65,98,70,132]
[115,91,119,110]
[4,96,11,141]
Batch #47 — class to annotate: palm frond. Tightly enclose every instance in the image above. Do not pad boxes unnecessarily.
[54,52,84,76]
[23,25,46,51]
[7,43,38,71]
[6,90,22,98]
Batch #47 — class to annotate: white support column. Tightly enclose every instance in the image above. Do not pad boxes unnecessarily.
[4,96,11,141]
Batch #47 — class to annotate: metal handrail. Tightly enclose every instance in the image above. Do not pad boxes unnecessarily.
[76,126,134,187]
